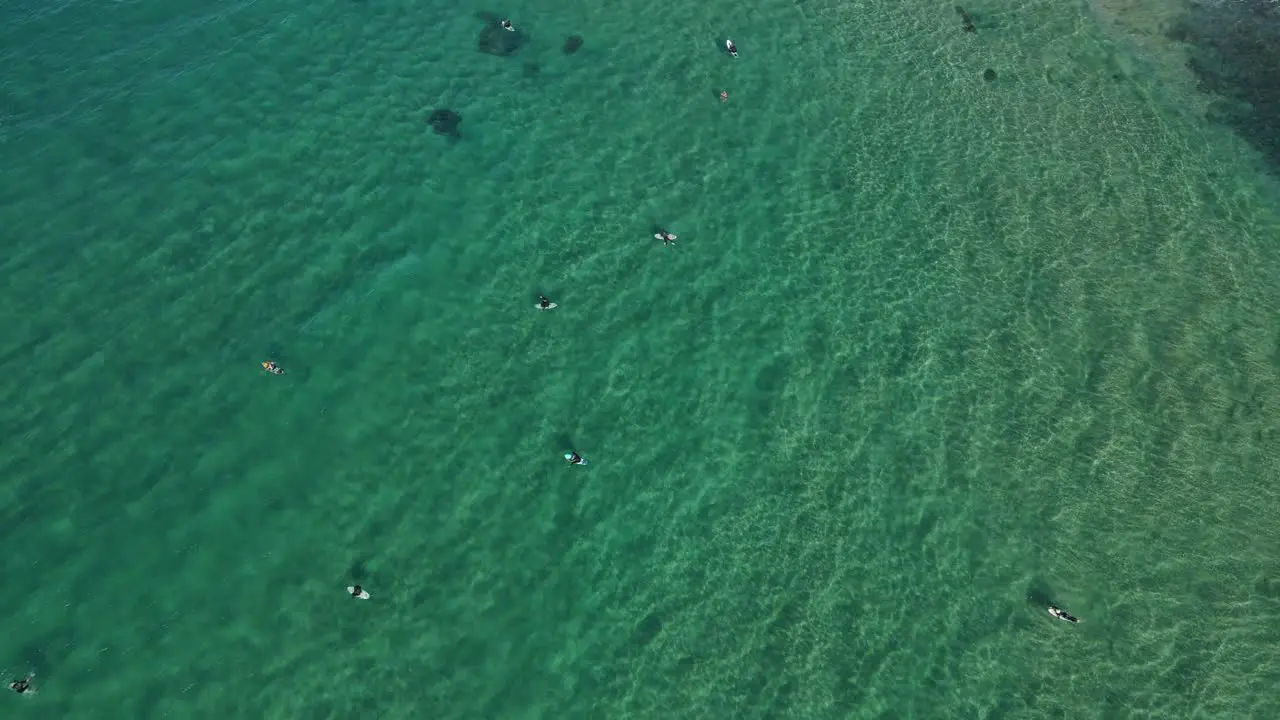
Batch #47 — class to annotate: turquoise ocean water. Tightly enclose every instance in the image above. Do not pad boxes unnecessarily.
[3,0,1280,717]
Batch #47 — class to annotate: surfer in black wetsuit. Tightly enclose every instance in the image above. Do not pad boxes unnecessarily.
[501,19,515,32]
[10,677,34,695]
[1048,606,1079,623]
[656,229,676,246]
[566,451,584,465]
[539,295,553,309]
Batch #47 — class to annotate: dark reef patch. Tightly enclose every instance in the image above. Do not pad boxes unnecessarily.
[1173,1,1280,173]
[427,109,461,137]
[983,68,997,82]
[631,612,663,647]
[563,35,584,54]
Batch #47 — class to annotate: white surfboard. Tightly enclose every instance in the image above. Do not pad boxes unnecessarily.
[536,302,558,310]
[726,40,738,57]
[655,233,677,241]
[347,586,370,600]
[564,453,587,466]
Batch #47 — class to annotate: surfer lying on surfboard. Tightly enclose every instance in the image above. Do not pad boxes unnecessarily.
[565,451,587,466]
[655,229,677,246]
[262,361,284,375]
[1048,606,1079,623]
[726,39,738,58]
[347,584,370,600]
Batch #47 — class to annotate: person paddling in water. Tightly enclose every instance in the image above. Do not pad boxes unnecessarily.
[565,451,586,466]
[655,229,677,246]
[1048,606,1079,623]
[726,39,738,58]
[9,676,34,695]
[347,584,370,600]
[501,19,515,32]
[262,361,284,375]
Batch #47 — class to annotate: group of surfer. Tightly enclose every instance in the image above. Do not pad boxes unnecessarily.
[721,40,737,101]
[537,227,673,465]
[251,26,1087,625]
[543,208,1087,623]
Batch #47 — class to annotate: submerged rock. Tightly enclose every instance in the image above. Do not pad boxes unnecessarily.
[427,109,461,136]
[631,612,663,647]
[563,35,583,55]
[983,68,997,81]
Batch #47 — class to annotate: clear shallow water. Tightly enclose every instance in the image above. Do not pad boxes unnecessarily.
[3,0,1280,717]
